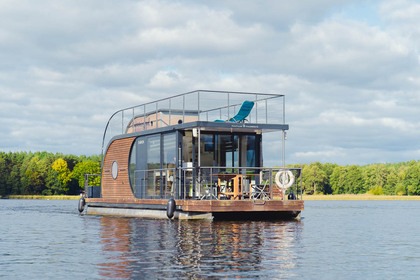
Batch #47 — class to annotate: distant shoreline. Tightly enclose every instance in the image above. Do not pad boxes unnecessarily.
[3,195,80,200]
[3,194,420,201]
[303,194,420,201]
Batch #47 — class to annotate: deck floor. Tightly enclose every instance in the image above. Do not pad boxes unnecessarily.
[86,197,304,213]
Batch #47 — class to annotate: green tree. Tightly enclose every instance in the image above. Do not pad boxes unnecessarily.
[322,163,337,194]
[330,166,346,194]
[363,164,388,194]
[0,153,6,196]
[20,154,51,194]
[52,158,72,191]
[42,158,71,195]
[395,164,409,195]
[7,152,26,195]
[71,160,101,191]
[302,162,327,194]
[405,161,420,195]
[346,165,365,194]
[2,150,419,197]
[384,166,398,195]
[368,186,384,195]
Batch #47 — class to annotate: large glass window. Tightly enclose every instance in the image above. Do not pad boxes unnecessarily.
[163,133,176,168]
[147,136,161,169]
[218,135,239,168]
[182,131,194,164]
[129,136,148,198]
[128,130,259,198]
[214,134,238,169]
[199,133,258,169]
[146,135,161,197]
[200,133,214,166]
[163,133,176,196]
[129,133,177,199]
[245,135,256,167]
[129,143,136,192]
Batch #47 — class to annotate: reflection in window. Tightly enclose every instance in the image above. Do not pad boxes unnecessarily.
[200,133,214,166]
[245,135,256,167]
[163,133,176,197]
[163,133,176,168]
[147,135,160,197]
[147,136,161,169]
[182,131,194,164]
[209,134,257,169]
[215,135,238,168]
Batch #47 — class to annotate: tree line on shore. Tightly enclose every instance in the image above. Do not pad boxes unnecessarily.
[1,151,419,197]
[294,160,420,196]
[0,151,101,197]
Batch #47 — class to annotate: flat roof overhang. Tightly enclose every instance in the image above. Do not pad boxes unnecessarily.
[127,121,288,136]
[108,121,289,147]
[191,121,288,133]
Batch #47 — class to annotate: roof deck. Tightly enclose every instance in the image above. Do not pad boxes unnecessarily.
[102,90,286,153]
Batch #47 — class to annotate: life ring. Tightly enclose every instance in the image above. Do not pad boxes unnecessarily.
[275,170,295,189]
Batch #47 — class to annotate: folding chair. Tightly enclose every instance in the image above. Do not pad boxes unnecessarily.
[251,172,271,200]
[200,184,218,200]
[215,100,255,123]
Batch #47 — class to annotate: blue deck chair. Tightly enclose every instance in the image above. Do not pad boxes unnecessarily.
[215,100,255,123]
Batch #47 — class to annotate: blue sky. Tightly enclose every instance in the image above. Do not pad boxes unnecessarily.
[335,1,382,25]
[0,0,419,166]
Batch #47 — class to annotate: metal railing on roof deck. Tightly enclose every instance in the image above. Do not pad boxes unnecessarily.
[101,90,286,155]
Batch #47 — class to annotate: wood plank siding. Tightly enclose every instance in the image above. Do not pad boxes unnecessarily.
[180,199,304,213]
[101,137,136,199]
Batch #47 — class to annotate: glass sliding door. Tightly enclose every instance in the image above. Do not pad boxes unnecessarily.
[146,135,161,198]
[204,133,260,172]
[200,133,215,167]
[163,133,176,197]
[128,132,178,199]
[244,135,257,167]
[130,136,148,198]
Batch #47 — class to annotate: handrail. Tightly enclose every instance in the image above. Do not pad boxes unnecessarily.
[131,166,302,201]
[101,90,286,165]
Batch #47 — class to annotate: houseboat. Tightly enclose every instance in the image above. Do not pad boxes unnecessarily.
[79,90,304,220]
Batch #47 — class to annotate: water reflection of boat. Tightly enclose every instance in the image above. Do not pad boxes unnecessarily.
[81,90,304,220]
[97,217,302,279]
[97,218,133,279]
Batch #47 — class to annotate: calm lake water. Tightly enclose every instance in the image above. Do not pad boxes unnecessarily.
[1,199,419,279]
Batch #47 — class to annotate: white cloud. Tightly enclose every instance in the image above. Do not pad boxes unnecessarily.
[0,0,419,166]
[148,70,183,89]
[294,148,347,163]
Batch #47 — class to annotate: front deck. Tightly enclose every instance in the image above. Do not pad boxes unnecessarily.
[86,197,304,220]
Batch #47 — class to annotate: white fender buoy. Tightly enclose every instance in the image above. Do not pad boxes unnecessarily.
[275,170,295,189]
